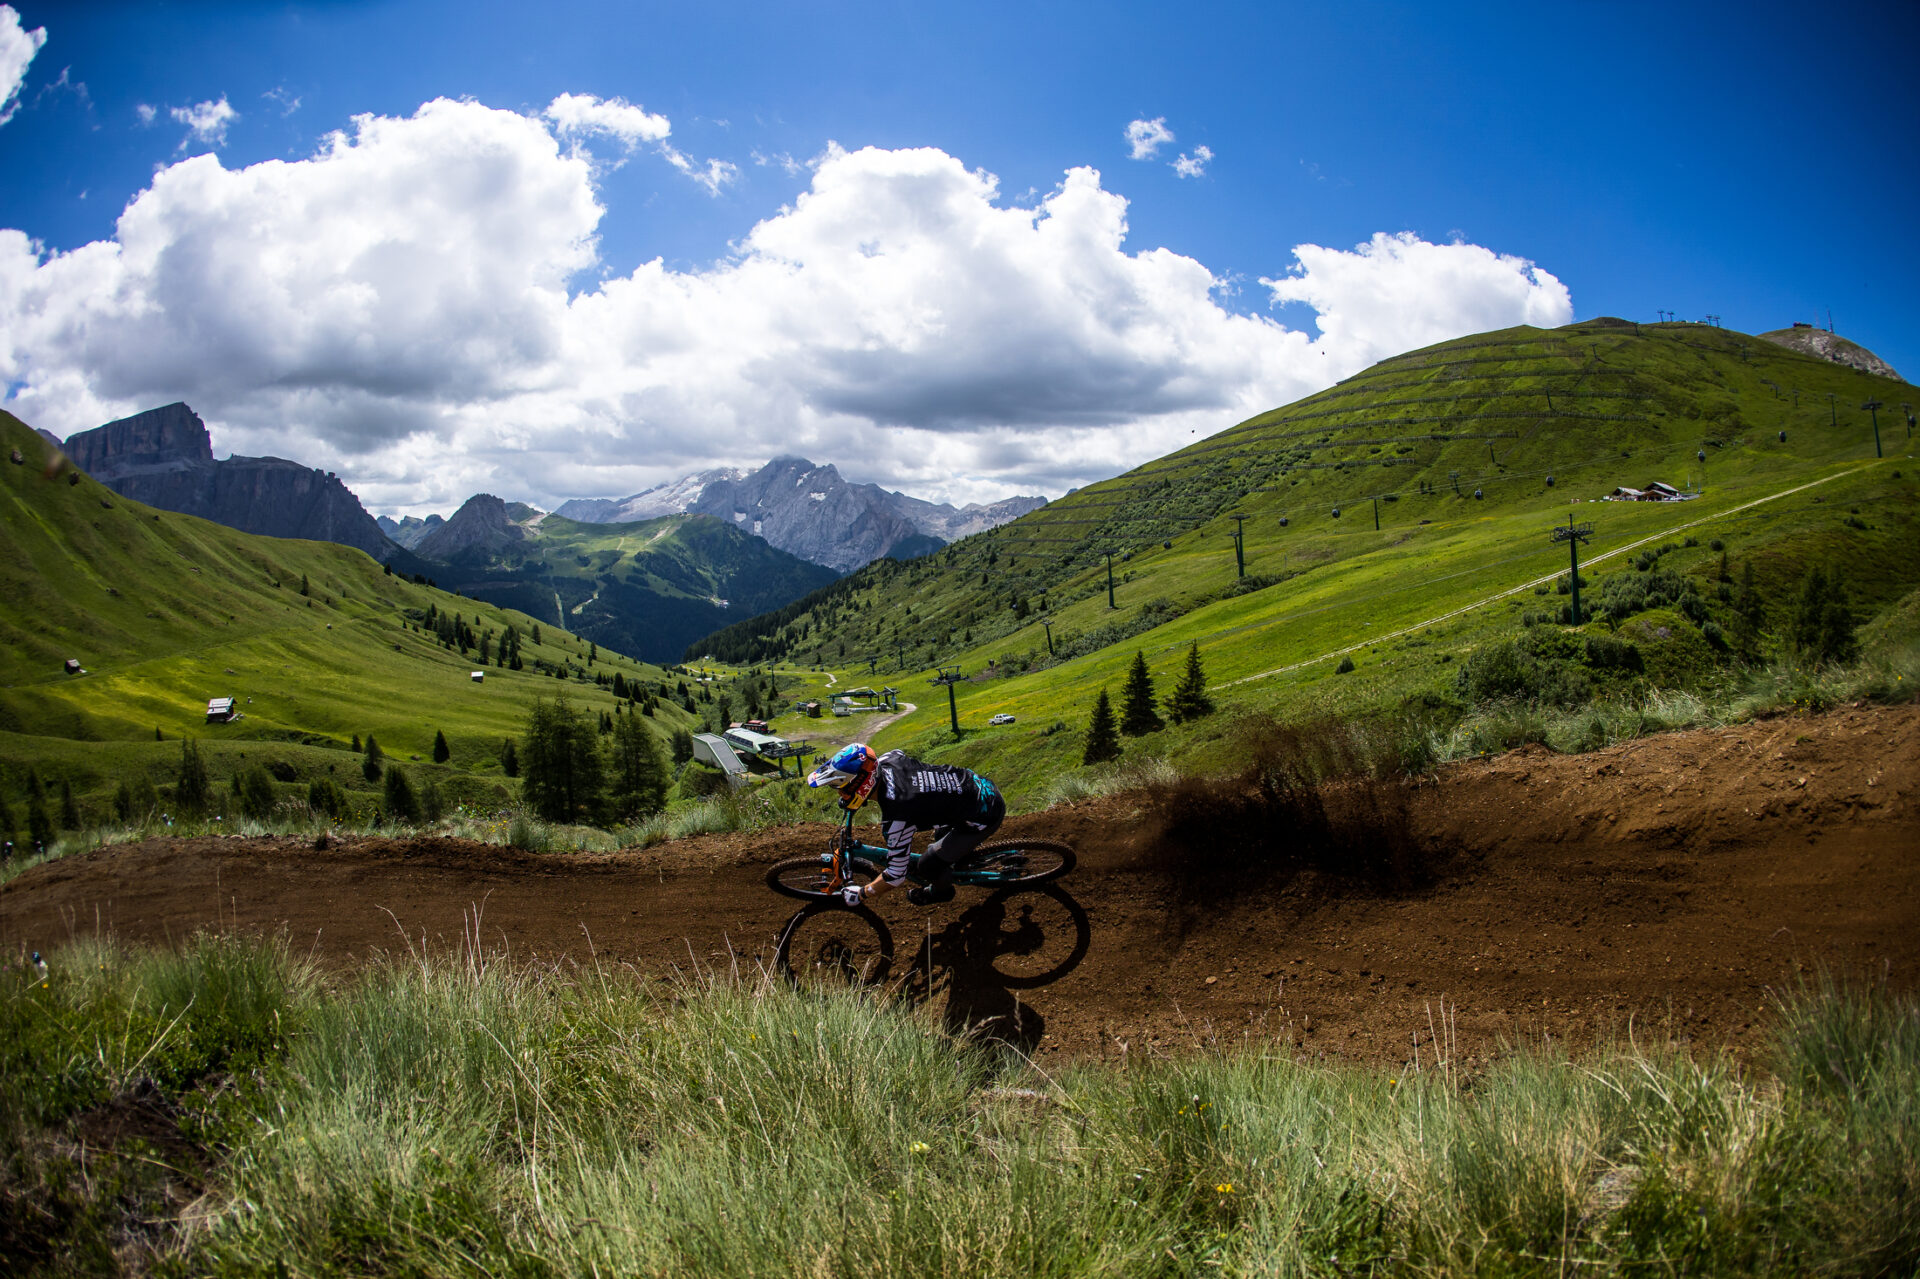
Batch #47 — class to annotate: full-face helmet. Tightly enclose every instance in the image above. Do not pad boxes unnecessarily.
[807,742,878,807]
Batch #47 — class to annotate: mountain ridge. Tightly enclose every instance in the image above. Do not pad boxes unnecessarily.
[63,403,397,562]
[554,455,1046,571]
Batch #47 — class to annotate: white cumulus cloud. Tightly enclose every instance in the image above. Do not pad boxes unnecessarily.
[171,95,236,148]
[0,97,1575,514]
[1263,232,1571,364]
[0,3,46,126]
[545,92,670,149]
[1172,144,1212,178]
[1125,116,1173,160]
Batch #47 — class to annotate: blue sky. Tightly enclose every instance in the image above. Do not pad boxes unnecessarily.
[0,0,1913,514]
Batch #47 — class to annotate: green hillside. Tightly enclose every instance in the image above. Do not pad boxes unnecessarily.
[0,411,709,826]
[696,319,1919,789]
[427,510,839,664]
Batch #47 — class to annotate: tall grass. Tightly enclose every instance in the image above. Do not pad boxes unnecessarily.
[1427,640,1920,764]
[6,936,1914,1276]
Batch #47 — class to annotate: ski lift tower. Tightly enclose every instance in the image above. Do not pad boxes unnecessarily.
[932,664,964,735]
[1550,514,1595,626]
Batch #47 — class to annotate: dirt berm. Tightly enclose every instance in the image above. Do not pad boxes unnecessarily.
[4,705,1915,1070]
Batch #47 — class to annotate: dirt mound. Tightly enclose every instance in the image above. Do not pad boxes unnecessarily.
[4,705,1916,1069]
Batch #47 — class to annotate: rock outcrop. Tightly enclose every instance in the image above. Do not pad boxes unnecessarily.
[1757,326,1904,382]
[65,403,395,560]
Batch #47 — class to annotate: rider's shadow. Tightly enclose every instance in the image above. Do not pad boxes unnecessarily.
[894,884,1090,1053]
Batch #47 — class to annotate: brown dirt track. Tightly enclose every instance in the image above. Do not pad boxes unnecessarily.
[4,705,1916,1070]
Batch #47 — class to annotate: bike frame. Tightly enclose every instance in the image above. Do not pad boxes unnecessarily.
[824,808,1026,891]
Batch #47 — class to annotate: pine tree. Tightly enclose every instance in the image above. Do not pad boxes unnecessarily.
[670,728,695,764]
[362,734,384,782]
[520,692,607,824]
[432,730,451,764]
[610,714,670,821]
[1788,566,1858,666]
[351,733,362,753]
[1166,640,1215,723]
[0,790,16,842]
[1082,689,1121,764]
[175,740,212,817]
[27,791,53,849]
[1118,650,1164,736]
[1730,561,1767,659]
[501,738,520,778]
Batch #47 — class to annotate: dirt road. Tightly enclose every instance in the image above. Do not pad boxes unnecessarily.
[4,705,1915,1069]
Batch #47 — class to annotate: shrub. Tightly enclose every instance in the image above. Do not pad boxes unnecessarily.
[1335,655,1356,674]
[307,778,348,818]
[382,766,420,824]
[234,766,277,821]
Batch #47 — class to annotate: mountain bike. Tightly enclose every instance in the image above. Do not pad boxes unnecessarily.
[766,809,1075,902]
[768,809,1075,991]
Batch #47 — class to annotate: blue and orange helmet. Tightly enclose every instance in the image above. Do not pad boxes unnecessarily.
[808,742,878,807]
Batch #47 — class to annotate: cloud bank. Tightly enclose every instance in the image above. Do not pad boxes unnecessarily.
[0,96,1572,513]
[0,4,46,126]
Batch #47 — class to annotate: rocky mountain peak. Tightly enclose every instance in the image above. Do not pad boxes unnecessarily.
[414,493,530,562]
[553,455,1046,573]
[64,402,215,478]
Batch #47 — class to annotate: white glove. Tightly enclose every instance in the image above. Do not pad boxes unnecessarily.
[840,883,865,907]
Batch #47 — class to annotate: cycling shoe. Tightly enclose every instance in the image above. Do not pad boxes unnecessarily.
[907,882,955,905]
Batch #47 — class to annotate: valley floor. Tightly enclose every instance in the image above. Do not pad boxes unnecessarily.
[3,704,1915,1070]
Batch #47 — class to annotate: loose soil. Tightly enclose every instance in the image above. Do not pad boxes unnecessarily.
[4,706,1916,1070]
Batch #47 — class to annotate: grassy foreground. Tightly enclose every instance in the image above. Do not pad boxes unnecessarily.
[3,936,1915,1276]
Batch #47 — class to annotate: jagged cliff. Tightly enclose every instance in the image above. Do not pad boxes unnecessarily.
[64,403,396,560]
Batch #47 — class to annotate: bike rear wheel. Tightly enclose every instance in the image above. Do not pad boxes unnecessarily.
[774,902,894,992]
[952,839,1075,887]
[766,855,881,901]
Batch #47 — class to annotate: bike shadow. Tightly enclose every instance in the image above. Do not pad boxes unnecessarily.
[891,883,1090,1053]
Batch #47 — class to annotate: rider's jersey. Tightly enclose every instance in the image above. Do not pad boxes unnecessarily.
[871,750,998,882]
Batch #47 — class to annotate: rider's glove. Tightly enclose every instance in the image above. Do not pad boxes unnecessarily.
[840,883,865,907]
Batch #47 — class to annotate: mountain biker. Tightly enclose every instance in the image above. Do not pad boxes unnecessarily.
[805,743,1005,907]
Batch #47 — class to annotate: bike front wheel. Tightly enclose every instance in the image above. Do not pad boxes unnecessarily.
[952,839,1076,887]
[766,855,881,901]
[774,901,894,992]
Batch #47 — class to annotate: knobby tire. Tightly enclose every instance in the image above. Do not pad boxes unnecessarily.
[774,900,894,991]
[954,839,1075,886]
